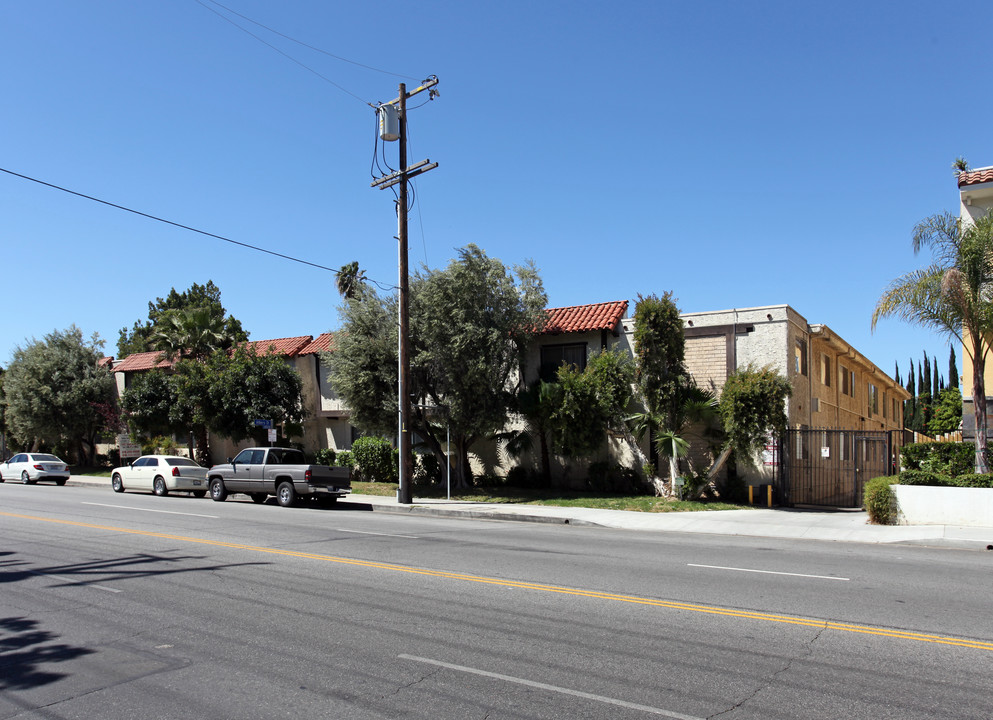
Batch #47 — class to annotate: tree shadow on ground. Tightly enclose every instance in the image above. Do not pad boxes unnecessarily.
[0,615,95,691]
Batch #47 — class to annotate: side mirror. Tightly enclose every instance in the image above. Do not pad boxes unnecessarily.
[227,457,234,464]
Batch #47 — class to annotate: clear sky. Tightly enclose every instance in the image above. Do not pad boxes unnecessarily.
[2,1,988,387]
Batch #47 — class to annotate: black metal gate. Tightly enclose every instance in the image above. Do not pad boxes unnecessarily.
[777,429,896,508]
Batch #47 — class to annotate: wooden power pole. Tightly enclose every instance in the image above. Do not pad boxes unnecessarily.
[371,77,438,505]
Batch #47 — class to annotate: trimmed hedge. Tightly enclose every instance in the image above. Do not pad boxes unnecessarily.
[864,476,895,525]
[900,442,974,476]
[898,470,993,488]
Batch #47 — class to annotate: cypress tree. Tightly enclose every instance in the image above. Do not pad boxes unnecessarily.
[922,352,931,401]
[895,361,901,385]
[905,360,916,430]
[949,346,959,389]
[932,356,940,398]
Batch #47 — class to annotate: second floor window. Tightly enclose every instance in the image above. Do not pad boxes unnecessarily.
[540,343,587,382]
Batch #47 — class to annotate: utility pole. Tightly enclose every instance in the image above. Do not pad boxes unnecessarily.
[371,77,438,505]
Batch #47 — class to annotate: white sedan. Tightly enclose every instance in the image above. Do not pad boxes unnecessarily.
[111,455,209,497]
[0,453,70,485]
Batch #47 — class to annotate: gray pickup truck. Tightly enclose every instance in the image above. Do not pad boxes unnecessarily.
[207,447,351,507]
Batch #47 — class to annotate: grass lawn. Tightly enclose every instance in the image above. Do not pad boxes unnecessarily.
[351,481,748,513]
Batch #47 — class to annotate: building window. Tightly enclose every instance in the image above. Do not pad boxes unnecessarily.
[868,383,879,415]
[882,392,887,419]
[839,364,854,397]
[540,343,587,382]
[821,354,831,387]
[795,339,808,376]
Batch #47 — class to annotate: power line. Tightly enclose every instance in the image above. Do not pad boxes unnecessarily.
[194,0,375,108]
[0,167,396,291]
[200,0,419,82]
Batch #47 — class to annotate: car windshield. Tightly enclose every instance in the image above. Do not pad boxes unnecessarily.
[166,458,200,467]
[32,454,61,462]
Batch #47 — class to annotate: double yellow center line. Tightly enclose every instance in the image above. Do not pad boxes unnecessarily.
[5,510,991,653]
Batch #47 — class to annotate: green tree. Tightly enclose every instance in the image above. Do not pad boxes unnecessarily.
[632,292,687,428]
[117,281,246,357]
[206,347,305,443]
[948,345,958,389]
[2,327,116,463]
[549,348,633,459]
[504,379,563,487]
[717,364,792,469]
[928,387,963,435]
[335,262,367,300]
[872,210,993,472]
[327,244,547,488]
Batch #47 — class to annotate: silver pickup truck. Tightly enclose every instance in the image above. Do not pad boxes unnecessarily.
[207,447,351,507]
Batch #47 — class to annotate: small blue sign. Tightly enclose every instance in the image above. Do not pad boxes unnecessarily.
[254,419,273,429]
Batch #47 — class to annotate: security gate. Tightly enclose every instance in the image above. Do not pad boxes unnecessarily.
[778,429,896,508]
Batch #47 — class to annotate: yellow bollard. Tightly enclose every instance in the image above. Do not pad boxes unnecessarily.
[748,486,754,504]
[767,484,773,507]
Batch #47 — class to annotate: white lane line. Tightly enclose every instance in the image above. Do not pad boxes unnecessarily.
[82,502,219,519]
[687,563,850,581]
[398,654,706,720]
[336,528,420,539]
[31,571,121,593]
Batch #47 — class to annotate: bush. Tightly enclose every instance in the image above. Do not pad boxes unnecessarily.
[951,473,993,488]
[586,461,640,493]
[332,450,354,469]
[898,469,954,486]
[314,448,336,466]
[351,436,397,482]
[414,452,442,484]
[900,442,974,475]
[864,476,896,525]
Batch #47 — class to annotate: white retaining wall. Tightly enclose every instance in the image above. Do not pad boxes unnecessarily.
[892,484,993,527]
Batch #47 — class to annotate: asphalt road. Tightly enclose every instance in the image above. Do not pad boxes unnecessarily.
[2,484,991,719]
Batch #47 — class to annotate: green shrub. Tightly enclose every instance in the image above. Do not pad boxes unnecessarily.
[414,452,441,484]
[351,436,398,482]
[898,469,954,486]
[899,442,974,475]
[332,450,354,469]
[314,448,336,466]
[950,473,993,489]
[586,461,639,493]
[864,476,896,524]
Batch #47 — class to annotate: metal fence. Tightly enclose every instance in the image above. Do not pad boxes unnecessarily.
[777,429,897,508]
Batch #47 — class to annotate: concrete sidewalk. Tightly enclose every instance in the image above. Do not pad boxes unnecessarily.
[67,476,993,550]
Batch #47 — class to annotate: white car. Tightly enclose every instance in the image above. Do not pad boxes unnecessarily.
[0,453,70,485]
[111,455,209,497]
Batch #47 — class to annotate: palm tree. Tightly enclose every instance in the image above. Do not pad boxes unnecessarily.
[336,262,366,300]
[150,306,238,465]
[873,210,993,473]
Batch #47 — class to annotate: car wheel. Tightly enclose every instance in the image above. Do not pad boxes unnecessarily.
[112,473,124,493]
[192,490,207,498]
[153,476,168,496]
[0,471,5,483]
[276,481,297,508]
[56,478,67,486]
[21,471,33,485]
[250,493,268,504]
[209,477,227,502]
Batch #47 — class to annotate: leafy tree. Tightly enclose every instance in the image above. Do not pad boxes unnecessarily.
[717,364,792,463]
[872,210,993,471]
[2,327,116,463]
[206,347,305,443]
[504,379,563,486]
[549,349,633,459]
[632,292,687,428]
[326,244,547,487]
[117,281,246,357]
[120,370,183,439]
[928,387,963,435]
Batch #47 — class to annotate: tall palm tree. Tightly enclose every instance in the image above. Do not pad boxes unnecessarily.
[336,262,366,300]
[873,211,993,473]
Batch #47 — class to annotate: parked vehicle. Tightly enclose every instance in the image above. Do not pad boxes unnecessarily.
[207,447,351,507]
[0,453,70,485]
[111,455,209,497]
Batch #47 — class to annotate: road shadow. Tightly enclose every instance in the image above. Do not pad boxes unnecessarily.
[0,616,95,691]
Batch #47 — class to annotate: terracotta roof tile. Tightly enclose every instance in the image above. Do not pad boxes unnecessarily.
[958,167,993,188]
[113,351,174,373]
[300,332,336,355]
[97,356,114,368]
[543,301,628,335]
[240,335,313,358]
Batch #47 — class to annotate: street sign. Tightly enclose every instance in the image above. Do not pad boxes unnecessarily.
[267,429,277,443]
[254,419,273,429]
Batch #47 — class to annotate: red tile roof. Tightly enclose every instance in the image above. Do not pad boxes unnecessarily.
[958,167,993,188]
[240,335,312,358]
[97,356,114,368]
[543,301,628,335]
[113,351,174,373]
[300,332,337,355]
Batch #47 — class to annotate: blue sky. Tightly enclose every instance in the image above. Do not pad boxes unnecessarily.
[1,1,987,386]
